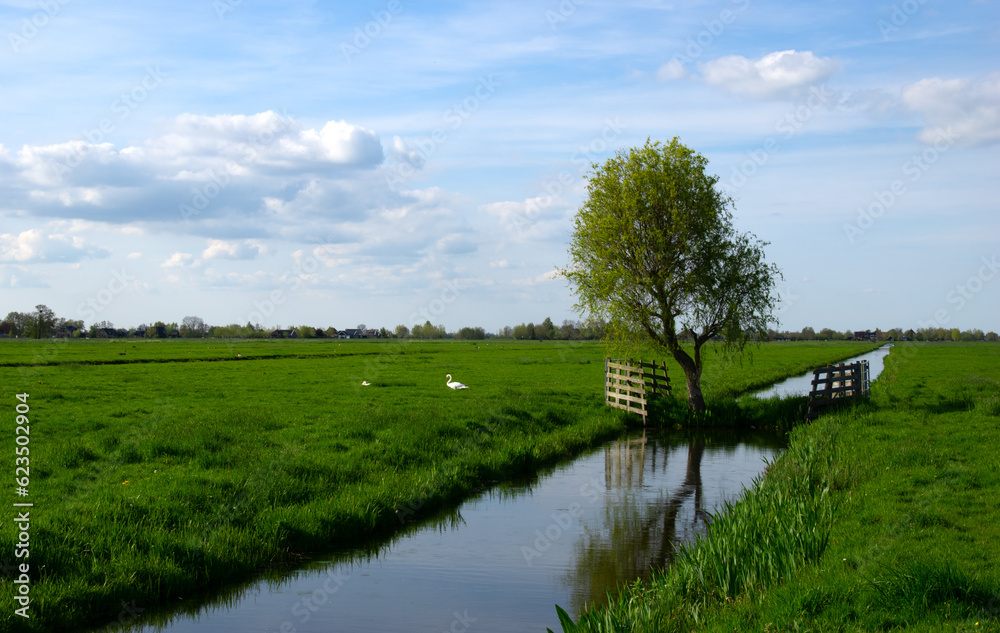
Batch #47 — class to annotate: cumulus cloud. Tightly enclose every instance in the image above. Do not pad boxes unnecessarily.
[144,111,384,171]
[0,111,386,229]
[161,252,196,268]
[657,59,687,81]
[202,239,267,260]
[700,50,839,99]
[901,75,1000,146]
[0,229,110,263]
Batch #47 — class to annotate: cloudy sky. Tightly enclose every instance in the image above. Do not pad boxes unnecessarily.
[1,0,997,333]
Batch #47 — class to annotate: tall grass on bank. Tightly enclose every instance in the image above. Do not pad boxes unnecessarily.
[550,434,837,632]
[554,342,1000,632]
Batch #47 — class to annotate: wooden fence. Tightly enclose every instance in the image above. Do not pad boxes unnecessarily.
[806,360,870,420]
[605,359,670,424]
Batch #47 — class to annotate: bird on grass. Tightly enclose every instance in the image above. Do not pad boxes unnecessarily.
[362,381,371,386]
[446,374,469,390]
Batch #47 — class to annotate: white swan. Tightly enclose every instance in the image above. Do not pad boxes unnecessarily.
[446,374,469,390]
[361,381,371,386]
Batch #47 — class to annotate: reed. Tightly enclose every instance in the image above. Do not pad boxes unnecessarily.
[551,342,1000,632]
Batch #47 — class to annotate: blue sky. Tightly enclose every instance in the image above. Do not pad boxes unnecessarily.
[1,0,997,333]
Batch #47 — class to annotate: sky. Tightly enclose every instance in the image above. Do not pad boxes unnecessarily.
[0,0,997,334]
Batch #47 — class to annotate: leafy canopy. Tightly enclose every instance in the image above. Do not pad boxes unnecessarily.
[562,138,781,409]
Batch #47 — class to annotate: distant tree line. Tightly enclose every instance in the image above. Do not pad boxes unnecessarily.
[2,306,996,343]
[769,326,998,342]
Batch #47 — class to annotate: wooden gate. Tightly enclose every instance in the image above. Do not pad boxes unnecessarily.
[806,360,870,420]
[605,359,670,424]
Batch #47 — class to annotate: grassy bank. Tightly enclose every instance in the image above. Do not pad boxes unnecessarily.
[0,339,876,632]
[556,342,1000,632]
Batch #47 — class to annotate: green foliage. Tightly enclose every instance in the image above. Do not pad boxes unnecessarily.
[563,138,781,411]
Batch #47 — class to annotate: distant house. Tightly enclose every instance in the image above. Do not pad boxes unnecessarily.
[852,330,877,342]
[269,329,298,339]
[338,328,364,339]
[55,325,79,339]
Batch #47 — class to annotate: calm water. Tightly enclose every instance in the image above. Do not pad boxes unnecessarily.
[98,431,786,633]
[750,344,893,400]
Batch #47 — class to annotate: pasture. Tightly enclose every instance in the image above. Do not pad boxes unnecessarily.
[0,338,877,632]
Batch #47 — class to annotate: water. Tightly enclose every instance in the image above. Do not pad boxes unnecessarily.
[99,431,785,633]
[750,344,893,400]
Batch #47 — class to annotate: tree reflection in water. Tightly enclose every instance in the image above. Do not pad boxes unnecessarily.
[563,434,710,613]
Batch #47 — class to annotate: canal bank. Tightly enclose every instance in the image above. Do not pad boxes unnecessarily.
[78,344,895,633]
[562,343,1000,632]
[93,430,787,633]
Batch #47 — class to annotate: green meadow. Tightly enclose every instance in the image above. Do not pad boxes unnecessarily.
[559,342,1000,632]
[0,338,877,632]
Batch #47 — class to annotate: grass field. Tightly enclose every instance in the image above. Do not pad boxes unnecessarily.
[558,342,1000,632]
[0,338,877,632]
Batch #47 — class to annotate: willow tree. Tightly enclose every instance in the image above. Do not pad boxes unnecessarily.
[562,138,781,411]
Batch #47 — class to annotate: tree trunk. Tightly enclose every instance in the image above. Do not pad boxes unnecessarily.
[670,348,706,412]
[683,368,706,411]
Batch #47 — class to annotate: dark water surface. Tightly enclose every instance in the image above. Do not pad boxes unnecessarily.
[99,431,786,633]
[750,344,893,400]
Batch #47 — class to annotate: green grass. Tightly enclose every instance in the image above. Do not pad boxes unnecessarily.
[0,338,878,632]
[554,342,1000,632]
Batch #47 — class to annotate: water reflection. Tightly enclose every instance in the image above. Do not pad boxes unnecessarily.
[94,431,785,633]
[566,435,713,612]
[751,344,893,400]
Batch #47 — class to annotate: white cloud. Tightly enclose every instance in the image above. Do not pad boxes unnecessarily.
[202,239,267,260]
[657,59,687,81]
[700,50,839,99]
[0,111,387,229]
[511,269,560,286]
[161,252,196,268]
[0,228,110,263]
[901,75,1000,146]
[141,111,384,173]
